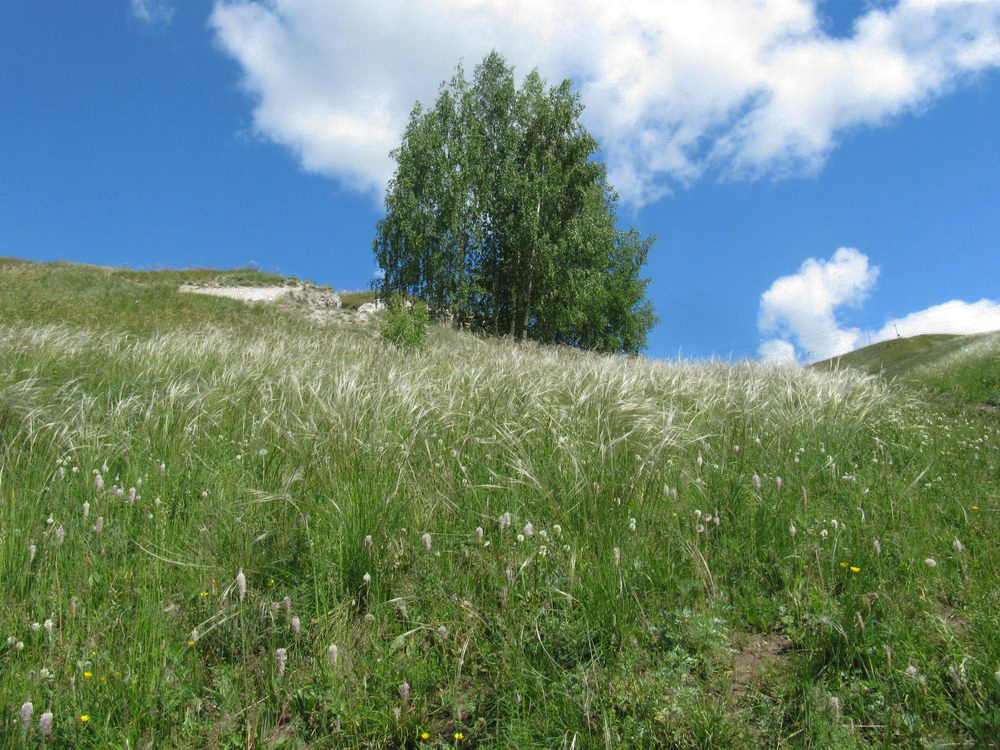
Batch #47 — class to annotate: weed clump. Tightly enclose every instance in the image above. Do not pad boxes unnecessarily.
[380,293,429,350]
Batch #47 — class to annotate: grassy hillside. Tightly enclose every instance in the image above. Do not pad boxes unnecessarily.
[814,332,1000,407]
[2,259,998,748]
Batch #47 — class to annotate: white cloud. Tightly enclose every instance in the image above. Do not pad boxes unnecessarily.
[131,0,174,27]
[758,338,800,365]
[210,0,1000,205]
[758,247,879,362]
[758,249,1000,362]
[873,299,1000,341]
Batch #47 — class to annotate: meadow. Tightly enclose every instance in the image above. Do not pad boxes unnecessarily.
[1,259,998,748]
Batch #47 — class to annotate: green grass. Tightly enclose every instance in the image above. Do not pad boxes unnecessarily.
[814,332,1000,407]
[2,259,999,748]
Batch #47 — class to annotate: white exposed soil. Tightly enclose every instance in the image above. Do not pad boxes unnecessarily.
[178,285,293,302]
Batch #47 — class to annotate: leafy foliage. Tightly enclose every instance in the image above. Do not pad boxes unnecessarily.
[373,51,656,354]
[380,293,429,350]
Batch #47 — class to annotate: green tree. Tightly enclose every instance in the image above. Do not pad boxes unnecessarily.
[373,50,657,354]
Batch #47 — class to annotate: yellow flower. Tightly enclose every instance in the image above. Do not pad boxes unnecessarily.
[454,732,464,741]
[200,591,209,597]
[80,714,90,723]
[268,578,276,587]
[850,566,861,573]
[187,639,195,647]
[839,562,848,569]
[972,505,979,511]
[83,671,93,679]
[420,731,430,740]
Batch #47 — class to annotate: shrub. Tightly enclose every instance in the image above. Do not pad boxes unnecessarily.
[380,293,429,350]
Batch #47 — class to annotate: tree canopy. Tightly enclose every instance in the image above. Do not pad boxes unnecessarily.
[373,51,656,354]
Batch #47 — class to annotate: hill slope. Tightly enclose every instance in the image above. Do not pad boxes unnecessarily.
[814,331,1000,407]
[2,259,998,748]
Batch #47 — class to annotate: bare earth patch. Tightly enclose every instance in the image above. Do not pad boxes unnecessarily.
[728,633,794,704]
[178,284,293,302]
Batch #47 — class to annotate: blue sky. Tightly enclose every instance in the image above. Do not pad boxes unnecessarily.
[2,1,999,361]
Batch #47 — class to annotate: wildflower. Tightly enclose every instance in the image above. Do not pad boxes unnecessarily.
[190,627,199,643]
[39,711,53,737]
[789,522,797,537]
[714,513,720,526]
[236,570,247,601]
[697,453,703,468]
[364,534,373,550]
[128,487,136,502]
[160,462,165,472]
[364,613,375,623]
[258,448,268,457]
[873,538,881,555]
[475,527,484,543]
[187,639,195,647]
[972,505,979,511]
[284,596,292,616]
[31,622,41,632]
[291,616,301,634]
[275,648,287,676]
[95,474,104,491]
[362,573,371,584]
[703,514,712,524]
[924,558,937,568]
[820,529,828,539]
[93,517,104,534]
[421,731,430,740]
[455,732,464,741]
[953,538,964,553]
[83,671,93,680]
[850,566,860,573]
[499,512,511,531]
[79,714,89,723]
[55,526,65,545]
[552,524,562,536]
[775,476,782,488]
[516,534,525,543]
[422,532,432,551]
[83,501,90,520]
[839,562,848,569]
[612,547,621,568]
[694,509,702,519]
[696,524,705,534]
[538,545,547,557]
[20,701,32,728]
[753,473,762,489]
[328,643,338,669]
[399,681,410,701]
[437,625,448,640]
[523,523,534,538]
[856,611,865,630]
[628,518,636,532]
[15,641,24,651]
[28,542,36,563]
[831,519,839,530]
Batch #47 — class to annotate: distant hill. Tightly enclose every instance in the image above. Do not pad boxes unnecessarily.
[813,331,1000,407]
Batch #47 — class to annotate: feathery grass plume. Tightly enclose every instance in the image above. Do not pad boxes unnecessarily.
[20,701,32,728]
[953,538,964,552]
[613,547,621,568]
[83,501,90,520]
[55,526,65,545]
[95,473,103,491]
[328,644,338,669]
[789,522,797,537]
[499,512,511,531]
[399,681,410,701]
[422,532,432,551]
[70,597,78,618]
[92,517,104,533]
[291,616,301,634]
[39,710,53,737]
[275,648,287,676]
[873,538,881,555]
[236,570,247,601]
[753,473,762,489]
[28,542,36,562]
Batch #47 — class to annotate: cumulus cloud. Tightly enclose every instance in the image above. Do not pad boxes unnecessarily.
[758,247,879,362]
[758,338,800,365]
[873,299,1000,341]
[758,249,1000,362]
[130,0,175,27]
[210,0,1000,205]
